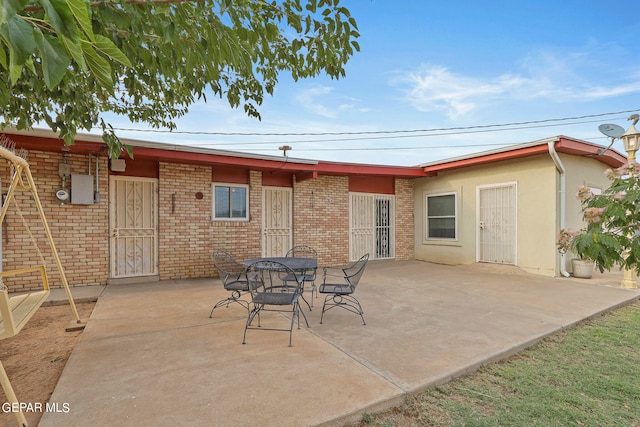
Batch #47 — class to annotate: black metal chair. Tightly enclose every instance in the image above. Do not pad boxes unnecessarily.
[319,253,369,325]
[284,245,318,308]
[243,260,309,347]
[209,250,250,318]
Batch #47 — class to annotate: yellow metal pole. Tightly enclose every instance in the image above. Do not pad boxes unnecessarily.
[22,165,82,324]
[0,145,84,325]
[0,360,29,427]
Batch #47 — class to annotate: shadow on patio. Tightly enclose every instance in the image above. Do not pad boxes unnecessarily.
[40,260,639,427]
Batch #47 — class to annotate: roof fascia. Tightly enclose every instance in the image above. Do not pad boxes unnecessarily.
[2,127,427,178]
[422,136,626,174]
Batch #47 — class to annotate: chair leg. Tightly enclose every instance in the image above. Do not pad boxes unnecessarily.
[305,280,316,307]
[297,301,310,328]
[209,291,249,318]
[320,294,366,325]
[300,292,312,311]
[242,304,263,344]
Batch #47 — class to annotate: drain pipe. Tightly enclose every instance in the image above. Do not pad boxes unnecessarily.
[548,139,570,277]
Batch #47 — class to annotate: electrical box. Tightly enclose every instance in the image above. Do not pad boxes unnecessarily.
[110,159,126,172]
[71,174,94,204]
[59,163,71,177]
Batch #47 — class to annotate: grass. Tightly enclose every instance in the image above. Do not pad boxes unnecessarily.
[354,300,640,427]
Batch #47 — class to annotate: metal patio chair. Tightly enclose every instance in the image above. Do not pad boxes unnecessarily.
[319,253,370,325]
[284,245,318,308]
[209,250,250,318]
[243,260,309,347]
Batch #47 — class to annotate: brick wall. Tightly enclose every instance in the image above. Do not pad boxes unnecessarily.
[394,178,414,260]
[293,175,350,266]
[1,149,416,292]
[1,151,109,292]
[210,170,263,262]
[158,162,215,279]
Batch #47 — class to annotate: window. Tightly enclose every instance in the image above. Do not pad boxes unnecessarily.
[212,184,248,220]
[426,192,457,239]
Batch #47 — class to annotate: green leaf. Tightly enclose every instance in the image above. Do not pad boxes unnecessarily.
[81,40,113,89]
[0,15,36,65]
[0,44,6,69]
[94,34,132,67]
[41,0,76,40]
[9,62,22,83]
[0,0,27,26]
[34,29,71,88]
[61,35,86,70]
[66,0,95,42]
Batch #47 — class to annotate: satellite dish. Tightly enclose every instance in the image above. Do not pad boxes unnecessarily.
[598,123,625,139]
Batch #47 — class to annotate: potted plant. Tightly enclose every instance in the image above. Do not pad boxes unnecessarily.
[557,161,640,280]
[556,228,595,278]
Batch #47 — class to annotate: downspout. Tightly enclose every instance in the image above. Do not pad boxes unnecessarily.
[548,139,570,277]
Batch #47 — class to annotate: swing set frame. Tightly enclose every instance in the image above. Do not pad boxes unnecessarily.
[0,142,84,427]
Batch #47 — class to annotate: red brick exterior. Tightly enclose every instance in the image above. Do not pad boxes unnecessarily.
[394,178,415,260]
[0,151,109,292]
[293,175,350,266]
[158,162,214,279]
[0,149,415,292]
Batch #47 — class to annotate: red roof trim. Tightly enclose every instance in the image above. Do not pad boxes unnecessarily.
[422,137,626,174]
[2,130,427,179]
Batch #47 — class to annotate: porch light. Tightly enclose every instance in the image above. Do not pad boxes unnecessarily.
[621,123,640,162]
[618,118,639,289]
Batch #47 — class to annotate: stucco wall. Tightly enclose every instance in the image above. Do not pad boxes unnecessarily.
[414,153,615,277]
[414,155,556,275]
[559,153,615,274]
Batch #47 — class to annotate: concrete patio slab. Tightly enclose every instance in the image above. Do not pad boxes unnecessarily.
[39,261,639,427]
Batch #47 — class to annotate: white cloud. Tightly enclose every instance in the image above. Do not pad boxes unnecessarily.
[292,86,355,118]
[399,65,527,119]
[397,52,640,119]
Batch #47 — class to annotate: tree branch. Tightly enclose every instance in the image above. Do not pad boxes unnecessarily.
[24,0,202,13]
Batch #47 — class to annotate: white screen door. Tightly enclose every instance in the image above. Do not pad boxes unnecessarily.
[478,183,517,264]
[350,193,395,261]
[110,176,158,278]
[262,187,292,257]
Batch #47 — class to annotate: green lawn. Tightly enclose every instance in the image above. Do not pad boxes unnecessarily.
[355,300,640,427]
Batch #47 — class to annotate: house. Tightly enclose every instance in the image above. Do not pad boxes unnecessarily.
[413,136,626,277]
[0,129,626,292]
[0,127,422,292]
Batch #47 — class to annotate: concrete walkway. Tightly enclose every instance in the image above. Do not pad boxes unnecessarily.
[39,261,639,427]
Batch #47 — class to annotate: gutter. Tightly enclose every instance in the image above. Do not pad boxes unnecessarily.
[548,139,570,277]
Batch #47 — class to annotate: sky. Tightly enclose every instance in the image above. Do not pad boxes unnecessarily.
[105,1,640,166]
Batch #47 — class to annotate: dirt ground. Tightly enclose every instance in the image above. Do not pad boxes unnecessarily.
[0,302,95,427]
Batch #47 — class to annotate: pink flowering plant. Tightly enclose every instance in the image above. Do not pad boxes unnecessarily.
[557,161,640,273]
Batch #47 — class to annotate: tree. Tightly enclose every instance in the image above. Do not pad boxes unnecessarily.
[0,0,360,158]
[557,161,640,274]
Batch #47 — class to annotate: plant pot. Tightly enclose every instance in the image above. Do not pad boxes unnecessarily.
[571,259,594,279]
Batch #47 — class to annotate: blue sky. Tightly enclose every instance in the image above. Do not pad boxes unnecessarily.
[108,1,640,166]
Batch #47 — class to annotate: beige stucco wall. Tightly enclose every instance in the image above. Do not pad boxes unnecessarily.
[414,152,614,277]
[560,153,615,274]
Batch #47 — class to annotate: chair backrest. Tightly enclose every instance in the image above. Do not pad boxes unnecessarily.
[211,250,244,285]
[343,253,369,291]
[245,261,303,299]
[285,245,317,259]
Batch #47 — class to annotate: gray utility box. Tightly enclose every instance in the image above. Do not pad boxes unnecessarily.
[71,174,94,205]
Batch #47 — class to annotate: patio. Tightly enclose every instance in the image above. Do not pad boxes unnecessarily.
[39,260,640,426]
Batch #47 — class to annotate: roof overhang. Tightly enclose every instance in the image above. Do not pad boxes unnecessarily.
[1,127,427,179]
[420,136,627,175]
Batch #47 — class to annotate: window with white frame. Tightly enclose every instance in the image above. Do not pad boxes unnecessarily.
[212,183,249,220]
[426,192,457,239]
